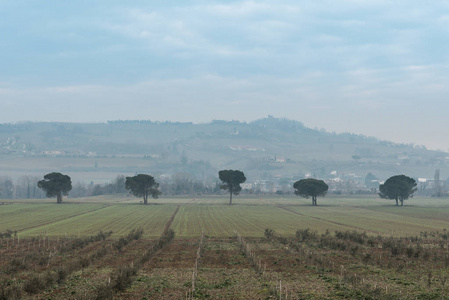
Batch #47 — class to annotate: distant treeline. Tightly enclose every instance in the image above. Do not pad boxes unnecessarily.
[107,120,193,126]
[0,175,45,199]
[0,173,224,200]
[73,174,222,198]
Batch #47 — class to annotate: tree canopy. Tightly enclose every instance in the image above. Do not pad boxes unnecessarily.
[378,174,417,206]
[125,174,161,205]
[365,172,379,189]
[293,178,328,206]
[218,170,246,205]
[37,172,72,203]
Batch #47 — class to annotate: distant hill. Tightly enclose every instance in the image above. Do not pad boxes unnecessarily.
[0,116,447,184]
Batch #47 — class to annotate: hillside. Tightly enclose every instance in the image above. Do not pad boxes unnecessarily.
[0,117,446,185]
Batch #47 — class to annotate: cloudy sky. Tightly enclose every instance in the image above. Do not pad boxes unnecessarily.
[1,1,449,150]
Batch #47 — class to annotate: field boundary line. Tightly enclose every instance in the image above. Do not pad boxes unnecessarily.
[190,230,205,294]
[17,205,111,233]
[360,206,449,224]
[163,204,181,234]
[276,205,383,235]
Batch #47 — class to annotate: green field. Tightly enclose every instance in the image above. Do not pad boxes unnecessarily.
[2,195,449,238]
[19,204,177,238]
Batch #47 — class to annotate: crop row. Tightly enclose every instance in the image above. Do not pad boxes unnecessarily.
[0,231,112,277]
[263,228,449,298]
[0,228,146,299]
[93,229,176,299]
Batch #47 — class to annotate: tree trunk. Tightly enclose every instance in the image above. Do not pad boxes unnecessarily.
[400,199,403,206]
[229,191,233,205]
[143,193,148,205]
[57,193,62,204]
[395,199,398,206]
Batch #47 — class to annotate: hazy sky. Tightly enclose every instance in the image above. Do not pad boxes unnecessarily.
[1,1,449,150]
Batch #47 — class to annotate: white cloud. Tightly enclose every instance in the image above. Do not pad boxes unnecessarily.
[201,2,301,17]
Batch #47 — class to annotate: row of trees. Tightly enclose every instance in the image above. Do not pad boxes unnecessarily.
[190,171,417,207]
[33,170,327,206]
[33,171,417,207]
[0,174,219,199]
[36,173,163,205]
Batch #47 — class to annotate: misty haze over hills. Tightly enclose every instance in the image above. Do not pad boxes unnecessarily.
[2,2,449,152]
[0,117,447,189]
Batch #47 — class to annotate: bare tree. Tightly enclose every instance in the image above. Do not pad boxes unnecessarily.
[0,176,14,199]
[433,169,443,197]
[16,176,44,199]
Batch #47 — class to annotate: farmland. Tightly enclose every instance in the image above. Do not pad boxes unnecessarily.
[1,195,449,298]
[3,195,449,238]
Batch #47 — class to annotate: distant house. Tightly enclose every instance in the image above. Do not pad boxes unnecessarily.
[229,145,259,151]
[275,157,286,163]
[41,151,65,156]
[418,178,427,183]
[331,177,343,182]
[241,183,253,190]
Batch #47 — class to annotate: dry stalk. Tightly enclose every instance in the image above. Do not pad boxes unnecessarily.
[235,230,287,299]
[192,231,205,292]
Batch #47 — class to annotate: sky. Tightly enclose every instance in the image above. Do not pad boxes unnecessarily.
[1,1,449,151]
